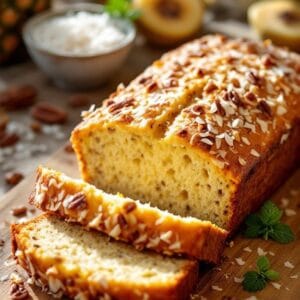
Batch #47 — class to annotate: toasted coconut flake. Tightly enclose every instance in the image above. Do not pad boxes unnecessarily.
[238,157,247,166]
[243,247,252,253]
[285,209,296,216]
[250,149,260,157]
[160,231,173,243]
[271,282,281,289]
[235,257,245,265]
[284,261,295,269]
[234,277,243,283]
[241,136,251,145]
[277,106,287,116]
[257,247,267,256]
[280,197,289,207]
[211,285,223,291]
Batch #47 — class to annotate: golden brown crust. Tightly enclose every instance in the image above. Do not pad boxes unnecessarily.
[29,166,227,263]
[72,34,300,231]
[11,214,199,300]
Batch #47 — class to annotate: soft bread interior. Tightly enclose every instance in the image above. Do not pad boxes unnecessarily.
[79,126,234,228]
[16,215,192,284]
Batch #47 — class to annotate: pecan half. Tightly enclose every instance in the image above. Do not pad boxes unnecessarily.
[0,132,19,147]
[177,129,188,138]
[246,71,261,86]
[0,84,37,110]
[64,193,87,210]
[204,81,217,93]
[117,213,127,227]
[123,202,137,213]
[31,102,68,124]
[5,171,24,185]
[146,82,159,93]
[257,100,272,117]
[108,98,135,114]
[11,206,27,216]
[215,99,226,116]
[10,281,29,300]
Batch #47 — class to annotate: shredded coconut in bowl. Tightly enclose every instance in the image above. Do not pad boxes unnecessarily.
[32,12,127,56]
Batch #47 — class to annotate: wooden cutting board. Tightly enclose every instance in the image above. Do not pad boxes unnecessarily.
[0,148,299,300]
[0,18,299,300]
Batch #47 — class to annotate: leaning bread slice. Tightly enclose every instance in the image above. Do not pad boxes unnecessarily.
[11,214,198,300]
[29,166,228,263]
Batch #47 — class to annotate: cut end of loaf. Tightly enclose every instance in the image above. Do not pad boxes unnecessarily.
[11,214,198,300]
[72,125,236,228]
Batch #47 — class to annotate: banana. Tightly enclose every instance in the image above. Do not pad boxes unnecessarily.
[133,0,205,46]
[248,0,300,51]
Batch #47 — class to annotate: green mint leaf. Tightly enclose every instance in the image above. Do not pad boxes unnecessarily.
[257,256,270,273]
[264,269,280,281]
[243,271,266,292]
[269,223,295,244]
[104,0,140,21]
[244,214,264,238]
[259,201,282,226]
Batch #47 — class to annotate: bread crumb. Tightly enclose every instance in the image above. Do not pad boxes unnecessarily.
[235,257,245,265]
[285,209,296,216]
[211,285,223,291]
[284,261,295,269]
[271,282,281,289]
[257,247,267,256]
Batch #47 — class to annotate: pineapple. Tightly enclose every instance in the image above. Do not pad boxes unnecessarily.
[0,0,50,64]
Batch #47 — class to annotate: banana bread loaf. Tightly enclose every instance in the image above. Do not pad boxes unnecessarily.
[71,34,300,231]
[29,166,227,262]
[11,214,198,300]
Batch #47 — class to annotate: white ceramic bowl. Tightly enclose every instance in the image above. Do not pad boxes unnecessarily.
[23,3,136,90]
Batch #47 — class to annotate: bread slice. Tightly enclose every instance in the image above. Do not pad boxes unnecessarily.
[11,214,198,300]
[71,34,300,231]
[29,166,227,263]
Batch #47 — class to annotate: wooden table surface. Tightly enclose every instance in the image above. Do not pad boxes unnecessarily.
[0,13,299,300]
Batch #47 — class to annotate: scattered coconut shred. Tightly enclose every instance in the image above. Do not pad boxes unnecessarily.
[32,12,126,56]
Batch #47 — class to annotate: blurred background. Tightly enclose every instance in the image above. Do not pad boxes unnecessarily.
[0,0,299,194]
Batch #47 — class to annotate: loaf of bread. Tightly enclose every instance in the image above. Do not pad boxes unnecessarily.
[29,166,227,262]
[71,34,300,231]
[11,214,198,300]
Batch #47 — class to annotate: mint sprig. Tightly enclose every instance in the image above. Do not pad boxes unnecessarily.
[243,256,279,292]
[104,0,140,21]
[244,201,295,243]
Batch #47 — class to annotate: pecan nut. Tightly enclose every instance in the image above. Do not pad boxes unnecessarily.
[0,84,37,110]
[11,206,27,217]
[123,202,137,213]
[64,192,87,210]
[31,102,68,124]
[10,281,29,300]
[5,171,24,185]
[0,132,19,147]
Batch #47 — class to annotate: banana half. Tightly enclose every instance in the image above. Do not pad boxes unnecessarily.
[133,0,205,46]
[248,0,300,52]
